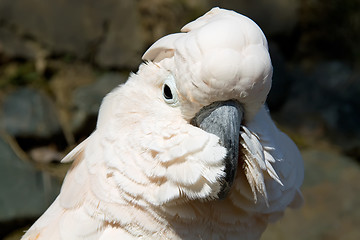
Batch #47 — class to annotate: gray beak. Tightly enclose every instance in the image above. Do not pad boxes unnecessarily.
[191,100,243,199]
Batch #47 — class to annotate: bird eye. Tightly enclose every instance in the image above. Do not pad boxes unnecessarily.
[162,75,179,106]
[163,84,173,100]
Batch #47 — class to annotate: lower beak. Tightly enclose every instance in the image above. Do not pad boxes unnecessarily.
[191,100,243,199]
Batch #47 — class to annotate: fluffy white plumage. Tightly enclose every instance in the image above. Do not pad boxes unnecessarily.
[22,7,304,240]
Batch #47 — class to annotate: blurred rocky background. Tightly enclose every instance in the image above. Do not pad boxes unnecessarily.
[0,0,359,239]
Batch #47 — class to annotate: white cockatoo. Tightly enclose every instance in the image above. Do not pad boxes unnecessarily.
[22,7,304,240]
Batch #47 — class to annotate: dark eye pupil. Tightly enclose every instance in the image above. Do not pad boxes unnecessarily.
[163,84,173,100]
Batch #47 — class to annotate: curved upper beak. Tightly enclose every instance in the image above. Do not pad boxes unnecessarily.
[191,100,243,199]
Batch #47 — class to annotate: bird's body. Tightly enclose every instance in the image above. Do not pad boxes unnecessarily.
[22,8,304,240]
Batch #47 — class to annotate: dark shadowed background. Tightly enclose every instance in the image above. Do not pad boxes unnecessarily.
[1,0,359,239]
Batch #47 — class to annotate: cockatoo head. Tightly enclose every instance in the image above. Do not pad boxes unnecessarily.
[97,7,273,205]
[143,7,272,121]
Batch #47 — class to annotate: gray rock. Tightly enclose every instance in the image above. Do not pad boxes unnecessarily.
[0,0,94,58]
[1,88,61,138]
[0,28,39,60]
[0,0,145,69]
[0,135,61,222]
[95,1,143,69]
[0,0,107,58]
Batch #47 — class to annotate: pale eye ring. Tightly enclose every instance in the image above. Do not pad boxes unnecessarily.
[162,75,179,106]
